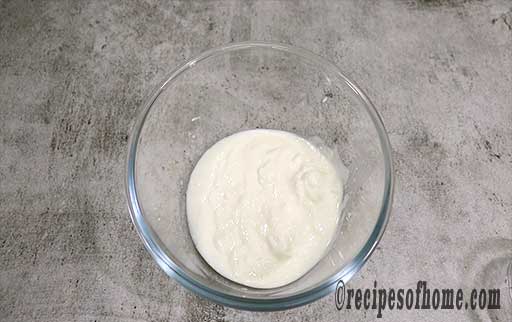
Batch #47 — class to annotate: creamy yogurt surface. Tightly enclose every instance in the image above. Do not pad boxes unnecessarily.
[186,129,343,288]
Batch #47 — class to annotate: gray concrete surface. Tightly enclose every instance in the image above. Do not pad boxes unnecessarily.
[1,0,511,321]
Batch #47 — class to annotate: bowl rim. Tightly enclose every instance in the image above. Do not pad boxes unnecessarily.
[125,41,394,311]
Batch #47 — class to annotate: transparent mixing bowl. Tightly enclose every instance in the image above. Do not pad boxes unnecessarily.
[126,42,394,310]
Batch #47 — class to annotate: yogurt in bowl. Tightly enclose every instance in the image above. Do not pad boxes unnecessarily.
[187,129,344,288]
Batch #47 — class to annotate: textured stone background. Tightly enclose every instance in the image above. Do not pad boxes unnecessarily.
[1,0,511,321]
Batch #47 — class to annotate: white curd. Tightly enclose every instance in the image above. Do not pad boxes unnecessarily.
[186,129,343,288]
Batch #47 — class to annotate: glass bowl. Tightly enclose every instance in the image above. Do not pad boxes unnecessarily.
[126,42,394,311]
